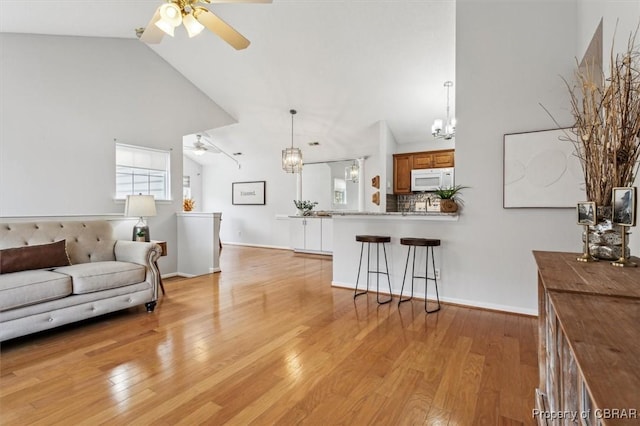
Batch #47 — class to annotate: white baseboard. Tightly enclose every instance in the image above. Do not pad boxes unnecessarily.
[223,242,291,251]
[331,281,537,316]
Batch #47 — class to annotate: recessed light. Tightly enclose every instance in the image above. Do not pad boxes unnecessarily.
[308,141,320,146]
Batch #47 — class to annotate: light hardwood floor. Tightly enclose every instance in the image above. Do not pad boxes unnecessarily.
[0,246,538,425]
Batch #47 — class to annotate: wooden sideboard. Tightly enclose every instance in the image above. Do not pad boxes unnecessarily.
[533,251,640,426]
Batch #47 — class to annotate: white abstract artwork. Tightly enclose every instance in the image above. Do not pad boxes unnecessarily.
[503,129,586,208]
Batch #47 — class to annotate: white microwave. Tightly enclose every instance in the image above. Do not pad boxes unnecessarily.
[411,167,454,192]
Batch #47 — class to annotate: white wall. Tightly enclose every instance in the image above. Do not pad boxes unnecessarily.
[0,34,235,274]
[201,149,295,249]
[452,0,579,313]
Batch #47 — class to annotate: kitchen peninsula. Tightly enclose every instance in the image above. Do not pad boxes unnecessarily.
[331,212,458,302]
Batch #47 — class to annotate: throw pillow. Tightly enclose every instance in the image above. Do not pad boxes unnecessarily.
[0,240,71,274]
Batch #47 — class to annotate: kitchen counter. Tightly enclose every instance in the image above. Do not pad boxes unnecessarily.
[331,211,460,301]
[292,211,458,220]
[331,211,458,221]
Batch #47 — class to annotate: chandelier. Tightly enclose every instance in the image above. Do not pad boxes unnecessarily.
[432,81,456,140]
[282,109,303,173]
[345,161,359,183]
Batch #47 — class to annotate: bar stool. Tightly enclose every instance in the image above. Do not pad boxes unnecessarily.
[354,235,393,304]
[398,237,441,313]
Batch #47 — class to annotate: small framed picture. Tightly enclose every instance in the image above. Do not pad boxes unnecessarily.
[612,187,636,226]
[577,201,596,225]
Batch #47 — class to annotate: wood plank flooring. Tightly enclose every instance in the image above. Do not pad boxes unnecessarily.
[0,246,538,425]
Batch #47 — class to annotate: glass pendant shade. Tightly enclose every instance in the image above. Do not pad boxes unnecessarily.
[282,109,302,173]
[345,162,359,183]
[282,147,303,173]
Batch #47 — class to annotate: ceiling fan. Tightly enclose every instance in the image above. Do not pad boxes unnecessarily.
[185,135,221,156]
[185,133,242,168]
[138,0,272,50]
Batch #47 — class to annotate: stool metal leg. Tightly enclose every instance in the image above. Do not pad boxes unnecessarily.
[355,240,392,304]
[398,245,414,305]
[377,242,392,304]
[354,241,367,298]
[425,246,441,313]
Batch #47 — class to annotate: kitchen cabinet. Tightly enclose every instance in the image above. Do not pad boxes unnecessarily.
[433,150,455,168]
[393,154,413,194]
[289,217,332,255]
[393,149,454,194]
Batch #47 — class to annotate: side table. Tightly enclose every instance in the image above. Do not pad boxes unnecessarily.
[154,240,167,295]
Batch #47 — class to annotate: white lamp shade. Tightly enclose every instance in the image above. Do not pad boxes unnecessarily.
[155,19,176,37]
[159,3,182,27]
[183,13,205,38]
[124,195,157,218]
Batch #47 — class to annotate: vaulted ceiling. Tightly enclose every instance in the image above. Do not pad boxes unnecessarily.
[1,0,455,164]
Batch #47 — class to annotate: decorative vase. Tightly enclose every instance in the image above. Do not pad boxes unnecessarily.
[440,199,458,213]
[584,206,628,260]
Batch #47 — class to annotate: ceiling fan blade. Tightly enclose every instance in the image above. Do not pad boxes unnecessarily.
[195,8,250,50]
[206,0,272,3]
[140,8,165,44]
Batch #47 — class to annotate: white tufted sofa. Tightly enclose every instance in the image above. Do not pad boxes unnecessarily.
[0,220,161,341]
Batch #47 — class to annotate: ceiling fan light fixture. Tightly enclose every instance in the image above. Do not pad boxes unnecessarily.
[155,18,176,37]
[193,148,206,156]
[183,13,205,38]
[159,2,182,26]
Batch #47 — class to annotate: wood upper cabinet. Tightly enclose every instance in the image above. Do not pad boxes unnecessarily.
[393,154,413,194]
[393,149,454,194]
[412,153,433,169]
[433,150,455,168]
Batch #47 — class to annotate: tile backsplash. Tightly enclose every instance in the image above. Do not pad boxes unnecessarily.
[393,193,440,212]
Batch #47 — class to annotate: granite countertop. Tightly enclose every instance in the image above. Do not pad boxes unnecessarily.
[329,211,456,216]
[289,211,458,219]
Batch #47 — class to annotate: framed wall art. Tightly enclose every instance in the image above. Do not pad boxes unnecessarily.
[503,128,585,208]
[232,181,266,205]
[576,201,596,225]
[612,187,636,226]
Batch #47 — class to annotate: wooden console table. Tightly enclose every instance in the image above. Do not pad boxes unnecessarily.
[533,251,640,426]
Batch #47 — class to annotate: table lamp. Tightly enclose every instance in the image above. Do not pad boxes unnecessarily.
[124,194,157,242]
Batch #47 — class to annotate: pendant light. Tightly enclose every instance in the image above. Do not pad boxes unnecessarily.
[282,109,303,173]
[432,81,456,140]
[345,160,359,183]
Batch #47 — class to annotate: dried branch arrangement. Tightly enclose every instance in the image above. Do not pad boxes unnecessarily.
[565,28,640,206]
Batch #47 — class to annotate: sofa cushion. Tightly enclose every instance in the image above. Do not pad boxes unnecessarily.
[54,261,146,294]
[0,270,72,311]
[0,239,70,274]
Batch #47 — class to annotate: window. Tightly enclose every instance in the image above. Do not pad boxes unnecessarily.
[116,143,171,200]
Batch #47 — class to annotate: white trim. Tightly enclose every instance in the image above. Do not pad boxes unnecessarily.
[223,241,291,251]
[331,281,537,316]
